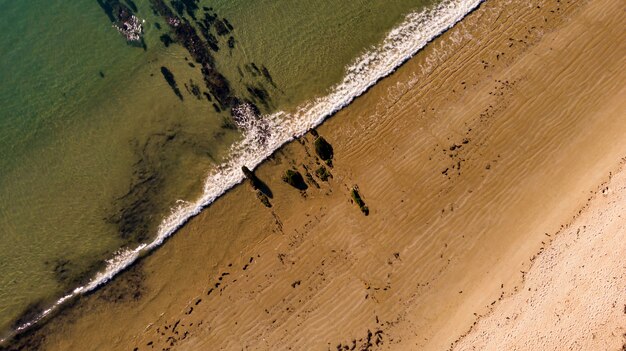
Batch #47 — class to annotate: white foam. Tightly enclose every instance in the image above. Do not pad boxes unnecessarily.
[4,0,482,342]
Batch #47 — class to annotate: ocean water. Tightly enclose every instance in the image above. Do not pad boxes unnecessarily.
[0,0,482,341]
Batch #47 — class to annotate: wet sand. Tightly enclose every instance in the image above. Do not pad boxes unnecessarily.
[6,0,626,349]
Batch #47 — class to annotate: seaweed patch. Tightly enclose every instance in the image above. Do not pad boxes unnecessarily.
[351,186,369,216]
[160,66,183,100]
[97,0,281,126]
[47,259,93,287]
[106,125,221,244]
[282,169,308,191]
[106,132,174,243]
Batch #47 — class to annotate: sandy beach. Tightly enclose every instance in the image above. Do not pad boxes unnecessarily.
[454,159,626,350]
[6,0,626,349]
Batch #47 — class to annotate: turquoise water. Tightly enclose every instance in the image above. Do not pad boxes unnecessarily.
[0,0,474,340]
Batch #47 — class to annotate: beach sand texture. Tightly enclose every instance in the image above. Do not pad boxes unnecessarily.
[8,0,626,349]
[454,159,626,350]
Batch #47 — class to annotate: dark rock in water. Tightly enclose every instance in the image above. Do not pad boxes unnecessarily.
[46,257,105,289]
[250,62,261,75]
[230,100,271,144]
[202,66,233,108]
[314,136,334,163]
[171,0,200,20]
[214,18,230,36]
[149,0,175,18]
[223,18,234,31]
[187,79,202,99]
[148,0,274,127]
[159,33,174,47]
[282,169,308,190]
[197,21,219,52]
[124,0,138,12]
[160,66,183,100]
[261,65,276,87]
[96,0,116,22]
[171,0,184,16]
[116,14,143,42]
[174,21,214,65]
[97,0,144,42]
[246,85,270,108]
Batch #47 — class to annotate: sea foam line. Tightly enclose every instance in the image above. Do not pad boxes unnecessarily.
[5,0,482,342]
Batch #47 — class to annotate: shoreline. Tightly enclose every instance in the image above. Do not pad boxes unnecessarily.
[1,0,486,343]
[5,0,626,349]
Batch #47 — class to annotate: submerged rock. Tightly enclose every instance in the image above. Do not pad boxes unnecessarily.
[160,66,183,100]
[114,13,143,41]
[159,33,174,47]
[97,0,144,41]
[214,18,230,36]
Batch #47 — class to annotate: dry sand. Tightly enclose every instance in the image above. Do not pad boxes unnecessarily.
[453,159,626,350]
[6,0,626,350]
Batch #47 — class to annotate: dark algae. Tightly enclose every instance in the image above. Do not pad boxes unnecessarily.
[315,165,332,181]
[314,136,334,164]
[47,258,106,288]
[310,130,334,166]
[96,0,281,120]
[96,0,128,23]
[282,169,308,190]
[351,186,369,216]
[256,190,272,208]
[107,127,218,244]
[159,33,174,47]
[160,66,183,100]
